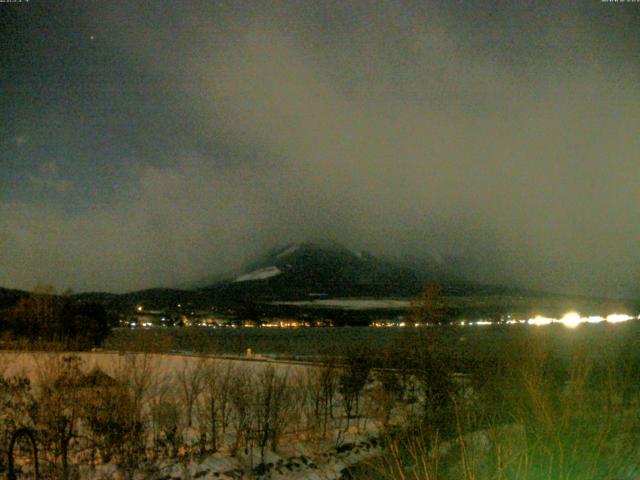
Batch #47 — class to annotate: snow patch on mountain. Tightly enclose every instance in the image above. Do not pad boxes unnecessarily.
[234,266,282,282]
[276,243,299,258]
[272,298,412,309]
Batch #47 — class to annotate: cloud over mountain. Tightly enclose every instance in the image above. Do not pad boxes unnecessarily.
[1,2,638,296]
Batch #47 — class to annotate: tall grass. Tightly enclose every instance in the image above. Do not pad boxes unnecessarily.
[359,325,640,480]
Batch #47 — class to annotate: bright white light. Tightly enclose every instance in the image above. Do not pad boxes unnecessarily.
[559,312,582,329]
[584,316,604,324]
[528,316,553,326]
[606,314,632,323]
[456,312,637,328]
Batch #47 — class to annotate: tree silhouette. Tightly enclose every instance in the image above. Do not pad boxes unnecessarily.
[410,283,448,325]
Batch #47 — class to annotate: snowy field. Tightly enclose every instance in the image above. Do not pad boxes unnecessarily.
[0,351,303,383]
[271,298,411,310]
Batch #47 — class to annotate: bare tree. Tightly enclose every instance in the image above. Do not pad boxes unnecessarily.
[284,371,307,439]
[146,370,174,460]
[34,355,84,480]
[176,359,206,429]
[80,370,143,466]
[338,349,371,428]
[229,366,253,457]
[304,361,338,441]
[151,401,182,459]
[253,365,291,459]
[217,362,235,438]
[373,369,405,427]
[112,354,157,476]
[197,361,240,454]
[197,363,218,454]
[410,282,447,325]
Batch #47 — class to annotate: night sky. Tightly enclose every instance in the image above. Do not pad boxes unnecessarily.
[1,1,639,295]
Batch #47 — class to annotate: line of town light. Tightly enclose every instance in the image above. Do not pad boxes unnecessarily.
[463,312,637,328]
[371,312,638,328]
[521,312,636,328]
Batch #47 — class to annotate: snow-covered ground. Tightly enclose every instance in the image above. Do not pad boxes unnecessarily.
[234,266,282,283]
[137,432,381,480]
[0,351,304,381]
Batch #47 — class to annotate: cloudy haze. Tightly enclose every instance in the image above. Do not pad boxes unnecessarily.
[1,1,639,295]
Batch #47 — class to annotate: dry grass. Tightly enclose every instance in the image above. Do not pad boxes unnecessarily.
[357,328,640,480]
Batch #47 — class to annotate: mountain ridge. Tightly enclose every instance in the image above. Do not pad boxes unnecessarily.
[5,242,629,317]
